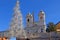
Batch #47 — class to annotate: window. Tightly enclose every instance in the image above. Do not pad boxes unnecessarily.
[27,19,29,22]
[41,29,43,32]
[27,30,29,34]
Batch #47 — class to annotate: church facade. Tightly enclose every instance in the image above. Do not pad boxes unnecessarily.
[25,10,46,38]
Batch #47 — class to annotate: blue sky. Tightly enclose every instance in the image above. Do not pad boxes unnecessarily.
[0,0,60,39]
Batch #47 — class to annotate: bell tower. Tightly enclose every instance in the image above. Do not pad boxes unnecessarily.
[26,13,34,27]
[38,10,46,32]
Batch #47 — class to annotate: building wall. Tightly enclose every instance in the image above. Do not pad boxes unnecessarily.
[55,23,60,32]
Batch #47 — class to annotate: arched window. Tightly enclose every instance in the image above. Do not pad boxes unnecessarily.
[27,19,29,22]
